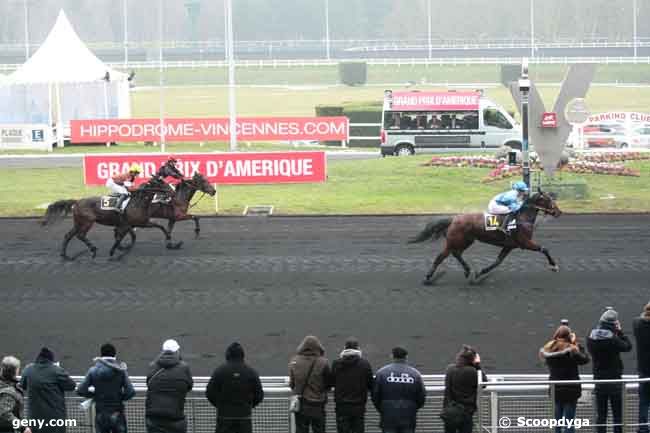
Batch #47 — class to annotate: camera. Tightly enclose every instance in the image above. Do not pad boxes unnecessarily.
[560,319,569,326]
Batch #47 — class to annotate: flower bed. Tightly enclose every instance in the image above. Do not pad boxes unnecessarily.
[423,154,641,183]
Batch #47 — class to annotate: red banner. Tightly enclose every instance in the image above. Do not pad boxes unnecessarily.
[83,152,327,185]
[71,117,349,143]
[390,91,480,111]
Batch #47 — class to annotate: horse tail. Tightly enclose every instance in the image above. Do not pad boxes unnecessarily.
[408,217,453,244]
[41,200,77,226]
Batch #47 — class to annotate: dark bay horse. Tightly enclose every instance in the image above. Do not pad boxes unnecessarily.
[409,191,562,284]
[41,176,176,259]
[118,172,216,247]
[151,172,216,238]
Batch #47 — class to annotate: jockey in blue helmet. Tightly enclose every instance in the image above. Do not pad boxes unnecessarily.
[488,181,530,234]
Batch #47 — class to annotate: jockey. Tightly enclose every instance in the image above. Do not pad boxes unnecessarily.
[488,181,530,234]
[105,163,142,212]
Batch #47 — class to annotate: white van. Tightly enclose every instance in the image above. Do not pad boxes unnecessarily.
[380,89,522,156]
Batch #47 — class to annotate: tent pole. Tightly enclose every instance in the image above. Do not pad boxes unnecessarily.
[55,83,64,148]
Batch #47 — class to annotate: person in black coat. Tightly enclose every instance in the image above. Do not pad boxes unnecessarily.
[145,340,193,433]
[19,348,76,433]
[205,342,264,433]
[330,338,374,433]
[442,345,487,433]
[540,326,590,433]
[587,309,633,433]
[633,302,650,433]
[372,347,426,433]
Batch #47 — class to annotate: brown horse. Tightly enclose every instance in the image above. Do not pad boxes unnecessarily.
[409,190,562,284]
[118,172,216,247]
[41,176,176,260]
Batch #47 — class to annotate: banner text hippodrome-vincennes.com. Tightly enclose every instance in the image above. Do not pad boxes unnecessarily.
[71,117,348,143]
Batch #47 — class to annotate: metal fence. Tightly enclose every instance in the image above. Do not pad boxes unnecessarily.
[40,375,650,433]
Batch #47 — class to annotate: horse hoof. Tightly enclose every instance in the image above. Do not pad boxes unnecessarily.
[422,279,433,286]
[166,241,183,250]
[550,265,560,272]
[90,248,97,259]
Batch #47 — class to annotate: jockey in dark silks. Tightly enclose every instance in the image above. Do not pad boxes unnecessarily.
[488,181,530,234]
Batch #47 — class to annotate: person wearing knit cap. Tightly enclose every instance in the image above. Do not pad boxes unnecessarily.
[634,302,650,433]
[587,308,633,433]
[206,342,263,433]
[77,343,135,433]
[145,340,193,433]
[330,337,374,433]
[19,348,76,433]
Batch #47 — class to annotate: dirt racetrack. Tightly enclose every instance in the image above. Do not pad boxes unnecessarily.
[0,214,648,376]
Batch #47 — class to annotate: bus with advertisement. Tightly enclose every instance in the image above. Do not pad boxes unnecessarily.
[380,89,522,156]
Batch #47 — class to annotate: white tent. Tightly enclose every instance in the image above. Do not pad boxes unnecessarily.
[1,10,130,145]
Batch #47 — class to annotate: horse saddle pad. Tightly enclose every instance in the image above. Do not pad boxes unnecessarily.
[484,213,517,231]
[152,193,172,204]
[100,195,121,211]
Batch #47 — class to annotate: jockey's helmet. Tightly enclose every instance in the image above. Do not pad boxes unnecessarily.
[512,181,529,193]
[129,163,142,174]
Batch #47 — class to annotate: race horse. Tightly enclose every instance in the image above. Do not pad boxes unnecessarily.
[409,190,562,284]
[41,160,184,259]
[118,172,216,247]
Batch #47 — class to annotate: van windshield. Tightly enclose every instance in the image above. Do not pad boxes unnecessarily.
[483,108,513,129]
[384,111,479,130]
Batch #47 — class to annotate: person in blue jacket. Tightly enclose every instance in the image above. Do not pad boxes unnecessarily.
[487,181,530,234]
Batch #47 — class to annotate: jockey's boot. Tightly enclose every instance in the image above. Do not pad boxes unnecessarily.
[116,194,128,213]
[498,213,512,235]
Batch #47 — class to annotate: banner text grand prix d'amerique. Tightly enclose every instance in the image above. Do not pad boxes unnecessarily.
[71,117,349,143]
[83,152,327,185]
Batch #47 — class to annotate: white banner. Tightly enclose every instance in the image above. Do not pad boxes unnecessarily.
[0,124,53,151]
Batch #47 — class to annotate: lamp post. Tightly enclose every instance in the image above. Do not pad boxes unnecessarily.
[225,0,237,151]
[633,0,638,58]
[529,0,535,58]
[427,0,432,59]
[325,0,331,60]
[23,0,29,60]
[123,0,128,68]
[519,58,531,187]
[158,0,166,153]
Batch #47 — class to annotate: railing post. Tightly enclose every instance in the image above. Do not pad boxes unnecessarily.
[622,381,627,433]
[491,377,502,433]
[550,383,556,421]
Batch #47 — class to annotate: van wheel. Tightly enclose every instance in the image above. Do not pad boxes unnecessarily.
[506,141,522,151]
[395,144,414,156]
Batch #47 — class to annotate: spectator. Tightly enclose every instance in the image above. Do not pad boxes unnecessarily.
[77,343,136,433]
[0,356,30,433]
[442,345,487,433]
[19,347,76,433]
[145,340,193,433]
[587,308,633,433]
[634,301,650,433]
[540,326,590,433]
[206,342,264,433]
[289,336,331,433]
[372,347,426,433]
[330,338,374,433]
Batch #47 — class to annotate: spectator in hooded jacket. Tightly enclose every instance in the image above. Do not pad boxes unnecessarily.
[372,347,426,433]
[20,347,76,433]
[77,343,136,433]
[0,356,30,433]
[145,340,193,433]
[443,345,487,433]
[330,338,374,433]
[587,309,633,433]
[540,326,590,433]
[289,336,332,433]
[634,301,650,433]
[206,342,264,433]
